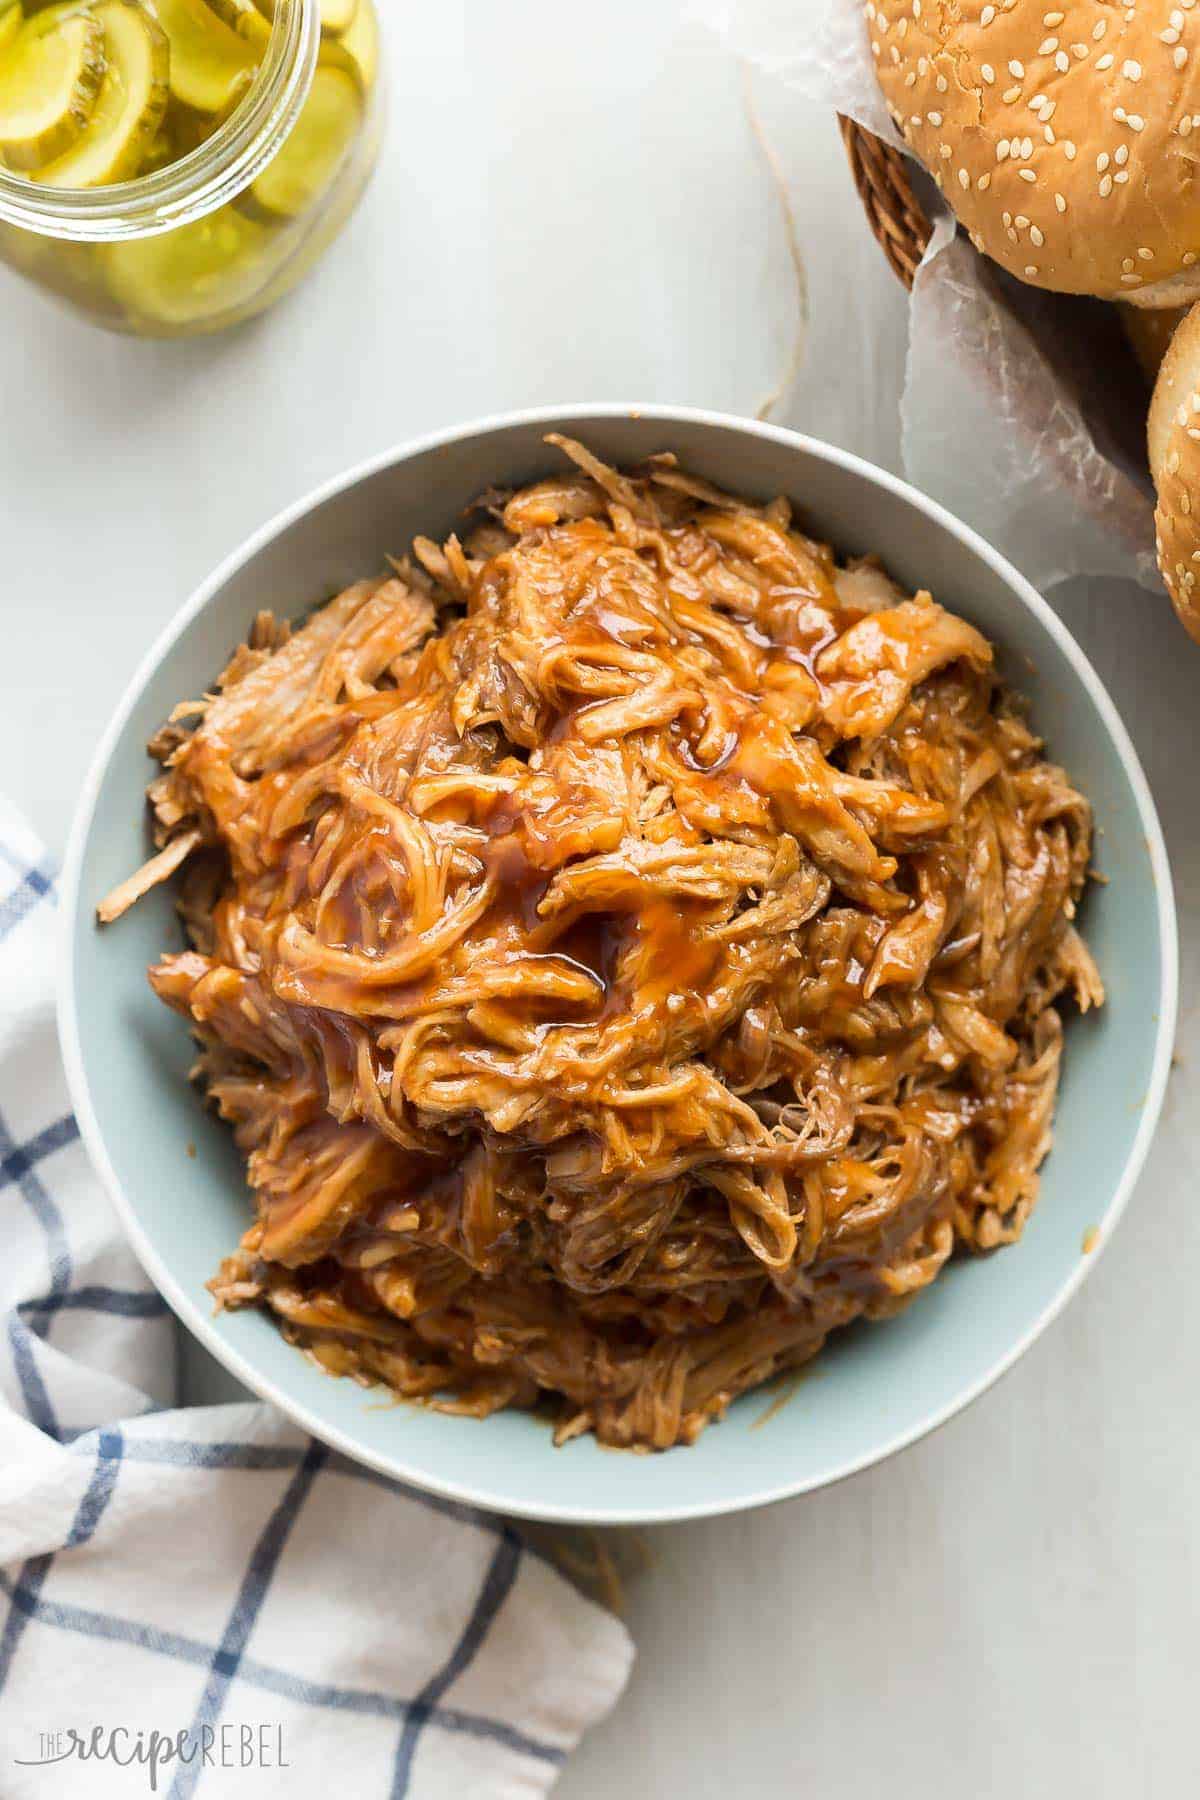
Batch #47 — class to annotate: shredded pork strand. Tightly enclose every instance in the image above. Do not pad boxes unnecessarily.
[101,439,1103,1450]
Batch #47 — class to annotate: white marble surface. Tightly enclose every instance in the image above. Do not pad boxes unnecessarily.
[2,4,1197,1795]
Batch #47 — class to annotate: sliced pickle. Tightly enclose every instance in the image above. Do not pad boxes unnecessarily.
[254,0,358,36]
[105,204,274,326]
[140,125,172,170]
[249,60,357,216]
[0,7,105,171]
[317,0,357,33]
[148,0,256,114]
[37,2,169,187]
[199,0,269,46]
[0,3,23,59]
[324,0,375,89]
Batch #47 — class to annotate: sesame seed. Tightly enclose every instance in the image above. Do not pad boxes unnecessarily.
[1168,451,1181,474]
[981,62,996,82]
[1092,17,1107,37]
[905,73,917,88]
[1008,59,1024,76]
[1038,36,1058,53]
[1123,59,1142,80]
[1121,273,1141,284]
[1030,225,1044,246]
[1096,53,1114,70]
[1138,247,1154,260]
[936,73,948,91]
[1055,50,1069,70]
[958,167,970,189]
[1115,144,1129,166]
[1006,226,1018,242]
[1127,115,1146,131]
[1022,136,1033,157]
[1064,140,1077,159]
[1002,210,1013,227]
[1100,173,1114,195]
[1162,26,1181,43]
[1055,192,1067,212]
[1181,115,1194,136]
[1044,126,1055,144]
[1122,256,1135,271]
[1184,251,1198,266]
[997,139,1010,160]
[1024,264,1038,275]
[981,2,995,21]
[1176,46,1189,68]
[1043,8,1063,22]
[1114,169,1129,183]
[939,143,951,158]
[1014,214,1030,228]
[928,110,943,125]
[1019,168,1037,182]
[978,172,991,190]
[1071,42,1088,59]
[1003,84,1022,102]
[1097,152,1110,172]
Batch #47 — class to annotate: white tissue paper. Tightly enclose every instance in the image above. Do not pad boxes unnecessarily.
[698,0,1160,595]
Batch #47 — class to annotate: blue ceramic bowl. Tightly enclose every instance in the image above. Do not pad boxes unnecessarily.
[60,406,1178,1523]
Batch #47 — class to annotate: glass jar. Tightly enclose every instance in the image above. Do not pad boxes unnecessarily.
[0,0,383,336]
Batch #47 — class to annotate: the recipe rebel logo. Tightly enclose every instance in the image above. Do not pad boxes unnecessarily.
[14,1723,290,1789]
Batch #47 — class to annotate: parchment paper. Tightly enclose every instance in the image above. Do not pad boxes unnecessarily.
[698,0,1160,594]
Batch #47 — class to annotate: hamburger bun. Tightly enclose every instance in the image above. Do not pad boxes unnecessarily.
[1149,299,1200,641]
[868,1,1200,306]
[1119,302,1189,382]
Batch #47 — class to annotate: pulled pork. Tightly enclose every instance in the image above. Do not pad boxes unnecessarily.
[102,438,1103,1449]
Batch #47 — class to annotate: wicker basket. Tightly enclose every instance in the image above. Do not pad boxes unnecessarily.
[838,115,931,290]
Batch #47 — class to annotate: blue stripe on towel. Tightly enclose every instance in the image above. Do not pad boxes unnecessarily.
[66,1430,124,1549]
[0,861,52,943]
[0,1568,563,1766]
[20,1285,168,1322]
[390,1529,523,1796]
[0,1110,76,1315]
[167,1440,328,1800]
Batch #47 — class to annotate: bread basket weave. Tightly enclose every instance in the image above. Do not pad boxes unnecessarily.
[839,114,931,290]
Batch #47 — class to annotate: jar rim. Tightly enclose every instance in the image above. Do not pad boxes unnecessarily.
[0,0,321,242]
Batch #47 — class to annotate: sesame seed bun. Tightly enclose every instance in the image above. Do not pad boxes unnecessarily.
[868,0,1200,306]
[1149,300,1200,641]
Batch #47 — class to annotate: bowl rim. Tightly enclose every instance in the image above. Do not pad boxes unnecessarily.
[58,401,1180,1525]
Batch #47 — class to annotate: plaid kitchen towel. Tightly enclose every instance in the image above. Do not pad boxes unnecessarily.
[0,797,633,1798]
